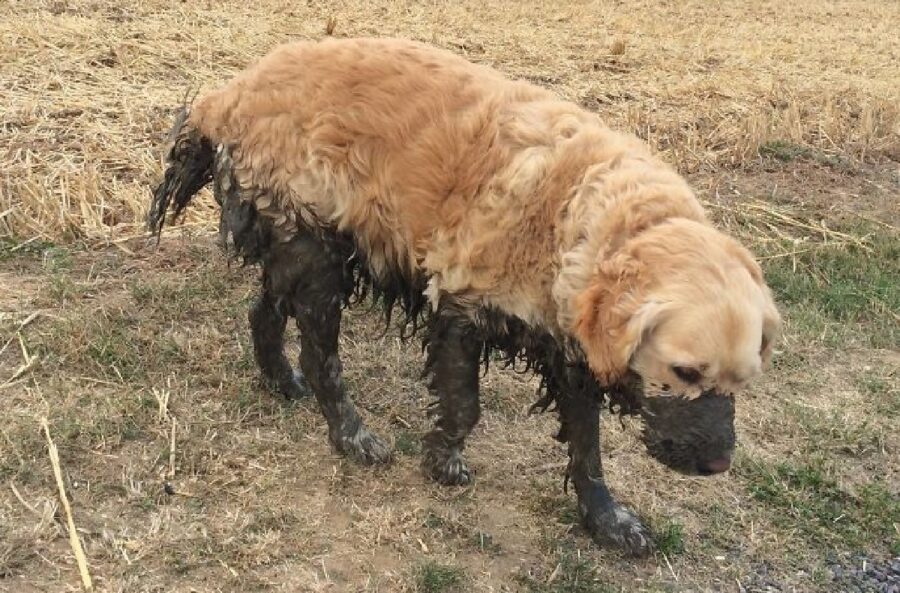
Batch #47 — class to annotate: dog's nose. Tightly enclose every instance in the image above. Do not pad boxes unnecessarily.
[698,456,732,475]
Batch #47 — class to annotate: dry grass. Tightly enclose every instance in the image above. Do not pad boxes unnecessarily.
[1,238,896,592]
[1,0,898,244]
[1,1,898,592]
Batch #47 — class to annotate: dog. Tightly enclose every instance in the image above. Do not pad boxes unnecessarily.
[148,37,781,556]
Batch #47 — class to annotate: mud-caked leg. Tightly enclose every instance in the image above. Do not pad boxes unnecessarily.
[248,288,310,399]
[558,366,651,556]
[421,301,482,486]
[289,236,391,465]
[215,151,308,400]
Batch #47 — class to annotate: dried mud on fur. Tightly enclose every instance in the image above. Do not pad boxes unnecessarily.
[1,1,898,592]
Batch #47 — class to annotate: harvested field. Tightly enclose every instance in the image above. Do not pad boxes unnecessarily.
[1,1,897,592]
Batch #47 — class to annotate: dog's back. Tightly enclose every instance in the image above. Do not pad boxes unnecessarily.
[154,37,704,330]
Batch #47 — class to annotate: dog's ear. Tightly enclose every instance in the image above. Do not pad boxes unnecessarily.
[726,240,782,368]
[760,298,781,368]
[574,253,661,386]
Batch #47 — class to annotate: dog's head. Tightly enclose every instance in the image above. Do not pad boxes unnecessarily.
[574,219,780,475]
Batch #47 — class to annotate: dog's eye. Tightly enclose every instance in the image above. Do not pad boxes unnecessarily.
[672,365,702,384]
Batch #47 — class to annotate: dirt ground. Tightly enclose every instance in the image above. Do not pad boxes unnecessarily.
[1,1,898,592]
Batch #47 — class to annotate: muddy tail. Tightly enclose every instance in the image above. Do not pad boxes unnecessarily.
[147,107,215,238]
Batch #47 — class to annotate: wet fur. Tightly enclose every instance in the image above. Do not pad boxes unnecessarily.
[148,37,780,557]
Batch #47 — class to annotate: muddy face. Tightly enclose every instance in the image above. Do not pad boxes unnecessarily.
[609,373,736,475]
[639,390,736,475]
[619,280,778,476]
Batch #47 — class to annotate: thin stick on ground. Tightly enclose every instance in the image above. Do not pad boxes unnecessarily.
[2,334,39,387]
[9,482,41,517]
[0,311,41,359]
[153,383,170,423]
[168,417,177,481]
[41,417,93,592]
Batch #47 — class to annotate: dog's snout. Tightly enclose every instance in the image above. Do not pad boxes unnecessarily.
[697,455,732,475]
[640,391,736,475]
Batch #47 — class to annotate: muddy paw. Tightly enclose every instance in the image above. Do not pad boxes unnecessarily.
[423,449,473,486]
[263,368,312,400]
[280,369,312,400]
[583,503,652,557]
[334,424,392,466]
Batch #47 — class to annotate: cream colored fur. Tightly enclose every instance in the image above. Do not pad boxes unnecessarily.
[187,37,781,394]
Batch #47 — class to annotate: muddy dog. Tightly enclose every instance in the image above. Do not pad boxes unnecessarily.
[148,38,781,556]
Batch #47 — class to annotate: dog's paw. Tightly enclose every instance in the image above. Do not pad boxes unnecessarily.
[277,369,311,400]
[333,424,392,466]
[423,449,473,486]
[263,368,312,400]
[583,503,652,557]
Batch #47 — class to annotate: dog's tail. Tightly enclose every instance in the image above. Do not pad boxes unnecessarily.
[147,107,215,238]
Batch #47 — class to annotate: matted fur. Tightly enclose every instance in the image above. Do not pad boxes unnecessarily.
[149,37,783,556]
[152,37,779,392]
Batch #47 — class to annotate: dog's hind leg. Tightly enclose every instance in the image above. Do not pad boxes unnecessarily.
[214,149,310,401]
[421,299,482,486]
[558,366,651,556]
[248,286,311,400]
[284,234,392,465]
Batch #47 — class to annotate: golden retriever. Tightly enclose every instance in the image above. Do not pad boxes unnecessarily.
[149,37,781,556]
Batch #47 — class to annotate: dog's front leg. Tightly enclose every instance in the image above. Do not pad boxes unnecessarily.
[558,367,651,556]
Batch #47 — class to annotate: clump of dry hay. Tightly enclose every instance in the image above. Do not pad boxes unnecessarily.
[619,87,899,171]
[0,0,897,246]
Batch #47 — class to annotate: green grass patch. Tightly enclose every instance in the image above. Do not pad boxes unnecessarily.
[739,458,899,554]
[415,562,467,593]
[130,269,233,318]
[47,274,86,304]
[84,315,160,382]
[762,232,899,348]
[652,520,685,556]
[758,140,851,170]
[787,403,886,457]
[34,309,194,384]
[0,237,60,261]
[694,502,741,550]
[40,245,74,273]
[422,510,447,531]
[530,491,581,526]
[857,374,889,397]
[759,140,810,162]
[30,245,82,304]
[4,389,157,470]
[856,371,899,417]
[517,546,617,593]
[394,430,421,456]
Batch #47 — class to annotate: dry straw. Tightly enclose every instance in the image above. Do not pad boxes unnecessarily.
[0,1,896,247]
[41,417,94,591]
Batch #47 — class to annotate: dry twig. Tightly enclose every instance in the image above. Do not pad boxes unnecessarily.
[41,418,93,591]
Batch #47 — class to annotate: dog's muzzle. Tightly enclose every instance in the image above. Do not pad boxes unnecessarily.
[639,390,736,476]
